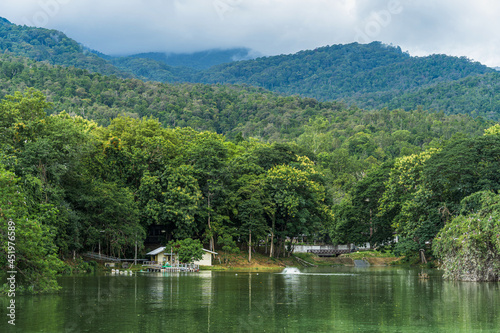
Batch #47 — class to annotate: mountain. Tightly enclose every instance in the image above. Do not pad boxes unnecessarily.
[190,42,495,101]
[0,17,131,77]
[375,72,500,119]
[1,17,499,120]
[111,42,496,116]
[0,53,491,145]
[124,48,257,69]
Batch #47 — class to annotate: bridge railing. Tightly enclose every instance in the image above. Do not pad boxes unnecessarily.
[84,252,147,263]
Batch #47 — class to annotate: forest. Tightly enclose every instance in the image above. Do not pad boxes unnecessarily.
[1,18,500,294]
[2,17,500,120]
[1,86,499,293]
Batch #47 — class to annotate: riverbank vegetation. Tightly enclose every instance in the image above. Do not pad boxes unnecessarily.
[1,37,500,291]
[1,86,499,292]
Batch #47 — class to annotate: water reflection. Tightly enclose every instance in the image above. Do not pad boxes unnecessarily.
[3,268,500,332]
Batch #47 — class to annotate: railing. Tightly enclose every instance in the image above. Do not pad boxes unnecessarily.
[141,261,200,272]
[307,249,352,256]
[84,252,121,262]
[84,252,147,263]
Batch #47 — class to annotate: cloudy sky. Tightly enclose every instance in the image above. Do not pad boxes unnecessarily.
[1,0,499,66]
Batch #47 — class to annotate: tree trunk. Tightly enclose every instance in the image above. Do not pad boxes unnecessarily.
[207,194,214,251]
[269,215,275,258]
[134,238,137,266]
[248,229,252,263]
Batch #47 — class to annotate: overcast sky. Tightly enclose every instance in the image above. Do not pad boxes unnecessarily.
[1,0,499,66]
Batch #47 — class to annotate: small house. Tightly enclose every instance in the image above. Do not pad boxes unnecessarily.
[146,247,218,266]
[194,249,218,266]
[146,247,176,265]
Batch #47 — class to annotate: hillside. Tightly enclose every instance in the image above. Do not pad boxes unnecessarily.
[124,48,256,69]
[191,42,494,101]
[0,54,492,154]
[382,72,500,119]
[111,42,499,119]
[0,17,130,78]
[1,18,499,120]
[3,19,500,293]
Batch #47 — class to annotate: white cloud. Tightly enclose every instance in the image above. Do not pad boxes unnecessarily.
[0,0,498,66]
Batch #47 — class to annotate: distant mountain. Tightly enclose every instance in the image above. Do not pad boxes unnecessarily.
[112,42,496,111]
[124,48,257,70]
[190,42,495,102]
[0,53,491,145]
[380,72,500,119]
[0,17,131,77]
[109,48,258,83]
[1,17,499,120]
[110,56,198,83]
[494,67,500,71]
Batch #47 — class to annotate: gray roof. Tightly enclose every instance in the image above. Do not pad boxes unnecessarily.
[146,247,166,255]
[147,247,218,255]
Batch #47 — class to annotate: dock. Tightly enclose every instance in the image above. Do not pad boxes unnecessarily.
[141,261,199,272]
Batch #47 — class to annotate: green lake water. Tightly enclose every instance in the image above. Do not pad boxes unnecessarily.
[1,266,499,332]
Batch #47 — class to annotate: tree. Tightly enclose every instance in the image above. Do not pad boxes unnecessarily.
[138,166,202,239]
[217,233,239,264]
[265,156,333,256]
[424,136,500,214]
[77,180,143,258]
[0,164,63,294]
[234,174,272,262]
[332,161,394,247]
[168,238,204,264]
[180,131,230,251]
[378,149,441,255]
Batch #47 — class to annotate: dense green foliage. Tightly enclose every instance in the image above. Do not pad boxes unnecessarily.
[105,45,500,121]
[190,42,494,101]
[1,88,497,288]
[0,54,492,147]
[167,238,204,263]
[122,48,254,70]
[433,191,500,281]
[1,17,500,285]
[2,18,499,119]
[376,72,500,120]
[0,91,334,291]
[112,43,500,121]
[0,17,129,78]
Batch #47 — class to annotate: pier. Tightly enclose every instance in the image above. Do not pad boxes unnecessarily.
[141,261,200,272]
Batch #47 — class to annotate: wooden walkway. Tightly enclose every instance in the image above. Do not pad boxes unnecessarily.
[83,252,147,263]
[142,261,199,272]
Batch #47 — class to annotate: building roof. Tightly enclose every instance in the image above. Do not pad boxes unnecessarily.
[202,249,218,255]
[146,247,166,255]
[147,247,218,255]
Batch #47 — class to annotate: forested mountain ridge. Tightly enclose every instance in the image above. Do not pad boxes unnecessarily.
[109,42,500,119]
[191,42,495,100]
[1,17,499,120]
[124,48,256,69]
[0,53,492,148]
[0,17,131,77]
[378,72,500,120]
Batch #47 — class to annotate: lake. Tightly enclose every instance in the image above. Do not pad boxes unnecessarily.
[2,266,499,332]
